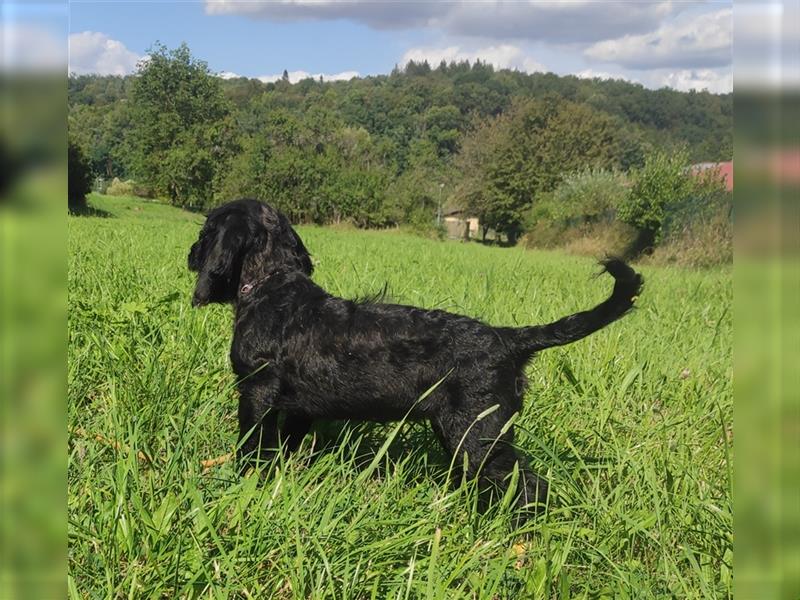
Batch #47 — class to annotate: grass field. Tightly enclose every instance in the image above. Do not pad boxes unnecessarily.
[68,194,732,599]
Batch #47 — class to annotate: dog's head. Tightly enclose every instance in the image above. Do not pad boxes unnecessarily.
[188,199,313,306]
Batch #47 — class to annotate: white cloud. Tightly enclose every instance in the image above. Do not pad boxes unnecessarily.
[69,31,142,76]
[573,68,730,94]
[656,69,732,94]
[574,69,636,84]
[585,8,732,70]
[1,24,65,72]
[521,57,546,74]
[205,0,682,44]
[257,70,359,84]
[401,45,545,73]
[217,71,242,79]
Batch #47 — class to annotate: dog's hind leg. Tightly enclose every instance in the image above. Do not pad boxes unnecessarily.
[436,409,548,523]
[490,445,549,523]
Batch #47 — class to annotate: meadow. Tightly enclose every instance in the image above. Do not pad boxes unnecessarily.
[68,195,732,599]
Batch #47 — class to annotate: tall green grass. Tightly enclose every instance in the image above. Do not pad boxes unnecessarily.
[69,195,732,598]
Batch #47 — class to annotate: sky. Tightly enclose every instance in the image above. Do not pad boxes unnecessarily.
[62,1,735,93]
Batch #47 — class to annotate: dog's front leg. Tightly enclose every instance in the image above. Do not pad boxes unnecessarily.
[280,414,313,454]
[236,383,280,474]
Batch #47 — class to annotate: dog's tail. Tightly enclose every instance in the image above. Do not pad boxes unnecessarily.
[511,258,643,357]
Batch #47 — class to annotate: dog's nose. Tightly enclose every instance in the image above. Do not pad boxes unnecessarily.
[191,294,206,308]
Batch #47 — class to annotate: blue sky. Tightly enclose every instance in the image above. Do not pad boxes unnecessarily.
[64,1,733,93]
[69,2,428,78]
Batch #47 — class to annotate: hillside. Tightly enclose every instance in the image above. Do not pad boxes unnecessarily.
[69,64,732,170]
[68,51,731,237]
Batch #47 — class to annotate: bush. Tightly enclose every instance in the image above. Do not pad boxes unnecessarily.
[521,219,567,249]
[522,220,637,257]
[617,149,728,257]
[403,221,446,241]
[520,156,730,265]
[644,192,731,267]
[68,140,93,211]
[522,168,628,249]
[106,177,135,196]
[547,168,628,225]
[616,150,687,249]
[560,221,638,258]
[132,182,156,198]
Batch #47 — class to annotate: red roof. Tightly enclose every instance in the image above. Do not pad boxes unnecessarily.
[690,161,733,191]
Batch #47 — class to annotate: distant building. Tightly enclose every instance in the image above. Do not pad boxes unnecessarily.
[690,161,733,191]
[442,208,480,240]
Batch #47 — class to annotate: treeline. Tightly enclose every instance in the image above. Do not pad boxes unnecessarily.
[69,43,731,242]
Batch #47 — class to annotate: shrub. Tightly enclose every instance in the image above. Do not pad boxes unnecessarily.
[617,149,728,257]
[520,158,731,265]
[645,192,732,267]
[522,168,628,249]
[522,220,637,257]
[561,221,638,258]
[106,177,135,196]
[521,218,566,249]
[132,182,156,198]
[617,150,688,241]
[403,221,447,241]
[547,168,628,225]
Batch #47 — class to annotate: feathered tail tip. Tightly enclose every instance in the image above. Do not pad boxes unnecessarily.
[599,257,636,281]
[599,257,643,303]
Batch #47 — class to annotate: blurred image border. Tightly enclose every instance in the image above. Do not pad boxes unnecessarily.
[733,1,800,598]
[1,2,68,599]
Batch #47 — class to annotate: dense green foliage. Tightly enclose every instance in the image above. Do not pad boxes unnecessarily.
[126,44,236,207]
[617,150,727,250]
[456,97,633,241]
[218,107,393,225]
[519,153,730,263]
[528,168,629,227]
[69,195,732,598]
[68,45,731,235]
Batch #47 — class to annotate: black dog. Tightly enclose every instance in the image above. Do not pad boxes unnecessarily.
[189,199,642,516]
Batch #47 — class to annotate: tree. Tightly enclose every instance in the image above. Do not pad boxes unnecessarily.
[217,107,392,226]
[456,113,519,241]
[127,43,232,207]
[69,101,134,180]
[457,96,633,242]
[423,105,464,157]
[68,140,93,211]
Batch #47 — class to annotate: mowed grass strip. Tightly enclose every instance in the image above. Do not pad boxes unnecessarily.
[68,195,732,599]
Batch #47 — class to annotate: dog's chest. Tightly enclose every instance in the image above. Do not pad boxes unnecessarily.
[230,315,283,376]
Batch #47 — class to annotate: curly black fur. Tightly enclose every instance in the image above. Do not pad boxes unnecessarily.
[189,199,643,519]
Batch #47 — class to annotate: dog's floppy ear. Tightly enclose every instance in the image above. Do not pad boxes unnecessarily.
[258,211,313,276]
[189,214,247,306]
[283,215,314,276]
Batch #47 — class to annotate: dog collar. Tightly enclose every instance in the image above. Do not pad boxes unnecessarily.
[239,273,272,296]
